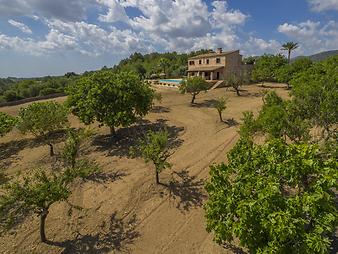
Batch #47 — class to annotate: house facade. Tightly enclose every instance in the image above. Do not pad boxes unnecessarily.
[187,48,244,81]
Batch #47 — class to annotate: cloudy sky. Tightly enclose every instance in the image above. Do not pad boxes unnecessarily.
[0,0,337,77]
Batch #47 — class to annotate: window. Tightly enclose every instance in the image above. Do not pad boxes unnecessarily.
[216,58,221,64]
[199,59,202,64]
[206,59,209,64]
[189,61,195,65]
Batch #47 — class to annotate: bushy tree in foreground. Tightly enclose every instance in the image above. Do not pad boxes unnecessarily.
[0,164,98,242]
[66,70,155,136]
[0,112,17,137]
[213,97,227,122]
[290,56,338,139]
[179,76,209,104]
[205,138,337,254]
[17,101,69,156]
[133,130,172,184]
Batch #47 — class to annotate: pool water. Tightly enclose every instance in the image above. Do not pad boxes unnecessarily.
[159,79,182,83]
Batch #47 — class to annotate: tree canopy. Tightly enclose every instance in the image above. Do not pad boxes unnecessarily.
[179,76,209,104]
[0,112,17,137]
[205,138,337,254]
[17,101,69,156]
[67,70,155,136]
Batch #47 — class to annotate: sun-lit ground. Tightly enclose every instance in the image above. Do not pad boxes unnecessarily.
[0,83,289,254]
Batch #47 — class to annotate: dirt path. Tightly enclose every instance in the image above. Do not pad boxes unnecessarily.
[0,84,289,254]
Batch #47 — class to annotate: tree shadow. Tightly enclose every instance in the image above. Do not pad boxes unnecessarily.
[222,243,247,254]
[84,170,128,184]
[239,90,263,98]
[92,119,184,158]
[48,212,140,254]
[191,99,218,108]
[0,130,67,168]
[223,118,239,127]
[150,106,171,113]
[162,170,206,212]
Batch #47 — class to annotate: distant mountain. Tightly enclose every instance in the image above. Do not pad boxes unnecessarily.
[292,50,338,62]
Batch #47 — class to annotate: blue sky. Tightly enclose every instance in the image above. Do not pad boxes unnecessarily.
[0,0,337,77]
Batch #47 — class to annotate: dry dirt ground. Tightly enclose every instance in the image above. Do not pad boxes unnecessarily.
[0,83,289,254]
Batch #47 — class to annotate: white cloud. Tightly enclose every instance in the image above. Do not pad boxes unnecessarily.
[97,0,129,23]
[242,37,281,56]
[278,20,338,55]
[308,0,338,12]
[8,19,32,34]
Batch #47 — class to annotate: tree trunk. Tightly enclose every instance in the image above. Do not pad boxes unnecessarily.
[155,169,160,185]
[288,50,291,63]
[191,93,196,104]
[218,111,223,122]
[48,143,54,157]
[286,82,290,90]
[261,81,265,87]
[110,126,116,137]
[236,87,240,96]
[40,209,49,243]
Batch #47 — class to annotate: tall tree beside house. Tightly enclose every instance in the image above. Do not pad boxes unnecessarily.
[17,101,69,156]
[179,76,209,104]
[281,41,299,63]
[66,70,155,137]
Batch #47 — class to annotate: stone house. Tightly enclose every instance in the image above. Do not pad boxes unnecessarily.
[187,48,246,81]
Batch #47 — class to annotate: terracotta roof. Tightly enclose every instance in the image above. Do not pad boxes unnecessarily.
[188,50,239,59]
[187,66,224,72]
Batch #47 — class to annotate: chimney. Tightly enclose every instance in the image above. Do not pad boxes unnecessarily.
[216,48,222,54]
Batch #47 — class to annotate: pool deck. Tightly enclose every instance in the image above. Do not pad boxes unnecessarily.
[147,79,182,89]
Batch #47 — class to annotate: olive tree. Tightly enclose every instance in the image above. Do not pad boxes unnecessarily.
[205,138,337,253]
[0,112,17,137]
[17,101,69,156]
[226,71,249,96]
[66,70,155,136]
[179,76,209,104]
[133,130,172,185]
[213,97,227,122]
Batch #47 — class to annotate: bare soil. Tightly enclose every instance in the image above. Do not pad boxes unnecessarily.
[0,84,289,254]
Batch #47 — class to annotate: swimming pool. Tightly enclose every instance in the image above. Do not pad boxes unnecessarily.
[159,79,183,84]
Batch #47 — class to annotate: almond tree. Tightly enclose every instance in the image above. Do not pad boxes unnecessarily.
[179,76,208,104]
[17,101,69,156]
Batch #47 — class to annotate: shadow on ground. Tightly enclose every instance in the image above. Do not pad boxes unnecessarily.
[150,106,171,113]
[92,119,184,158]
[0,131,67,168]
[84,170,128,184]
[222,243,247,254]
[223,118,239,127]
[162,170,206,212]
[191,99,218,108]
[48,212,140,254]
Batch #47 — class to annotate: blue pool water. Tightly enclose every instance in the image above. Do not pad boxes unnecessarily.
[159,79,182,83]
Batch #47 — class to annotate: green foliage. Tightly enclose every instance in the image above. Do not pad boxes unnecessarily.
[205,138,337,253]
[0,112,17,137]
[0,164,97,241]
[252,54,287,83]
[66,70,155,135]
[63,128,94,169]
[290,55,338,138]
[239,111,260,138]
[276,58,313,88]
[17,101,69,155]
[179,76,209,104]
[213,97,227,122]
[133,130,172,184]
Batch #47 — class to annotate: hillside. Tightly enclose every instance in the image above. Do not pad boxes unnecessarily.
[292,50,338,62]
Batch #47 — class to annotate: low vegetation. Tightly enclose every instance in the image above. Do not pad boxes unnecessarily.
[0,112,17,137]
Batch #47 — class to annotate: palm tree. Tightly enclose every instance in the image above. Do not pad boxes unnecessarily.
[281,42,299,63]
